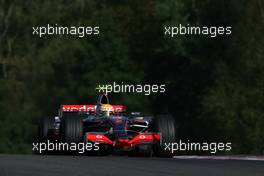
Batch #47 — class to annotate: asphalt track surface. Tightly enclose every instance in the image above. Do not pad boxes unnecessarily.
[0,154,263,176]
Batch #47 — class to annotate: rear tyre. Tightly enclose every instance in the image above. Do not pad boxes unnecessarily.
[152,115,176,158]
[38,116,54,142]
[36,116,54,154]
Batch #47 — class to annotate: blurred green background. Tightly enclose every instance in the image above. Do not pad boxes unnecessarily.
[0,0,263,154]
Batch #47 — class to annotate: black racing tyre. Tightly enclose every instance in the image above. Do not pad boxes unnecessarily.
[61,115,84,144]
[152,115,176,158]
[38,116,54,142]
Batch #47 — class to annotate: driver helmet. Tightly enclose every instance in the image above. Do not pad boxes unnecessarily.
[100,104,114,116]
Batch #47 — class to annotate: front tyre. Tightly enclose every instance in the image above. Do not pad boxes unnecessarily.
[61,115,84,144]
[152,115,176,158]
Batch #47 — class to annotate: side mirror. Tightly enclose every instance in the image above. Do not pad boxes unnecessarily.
[131,112,141,116]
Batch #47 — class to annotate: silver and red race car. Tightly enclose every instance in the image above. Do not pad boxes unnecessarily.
[38,94,176,157]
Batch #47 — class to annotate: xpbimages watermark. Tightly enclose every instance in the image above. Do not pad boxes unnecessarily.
[163,140,232,154]
[164,24,232,38]
[32,24,100,38]
[32,140,99,154]
[95,82,166,95]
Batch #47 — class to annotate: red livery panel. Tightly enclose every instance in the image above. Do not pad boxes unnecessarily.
[62,105,126,112]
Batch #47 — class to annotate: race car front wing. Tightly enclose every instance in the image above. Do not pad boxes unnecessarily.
[86,132,161,149]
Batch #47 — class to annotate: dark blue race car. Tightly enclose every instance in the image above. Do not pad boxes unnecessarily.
[38,94,176,157]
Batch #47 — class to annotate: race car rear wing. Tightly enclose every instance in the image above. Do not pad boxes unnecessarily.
[61,105,126,112]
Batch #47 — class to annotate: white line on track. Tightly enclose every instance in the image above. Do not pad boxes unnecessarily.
[174,156,264,161]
